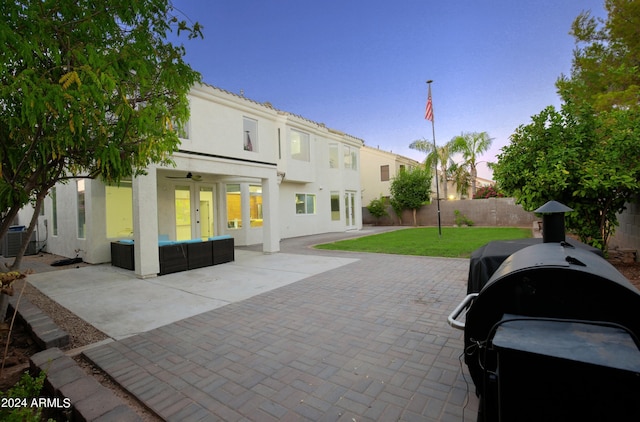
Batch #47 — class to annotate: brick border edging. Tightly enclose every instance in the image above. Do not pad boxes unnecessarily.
[7,295,69,349]
[30,348,142,422]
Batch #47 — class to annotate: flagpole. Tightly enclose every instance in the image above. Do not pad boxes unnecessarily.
[426,80,442,237]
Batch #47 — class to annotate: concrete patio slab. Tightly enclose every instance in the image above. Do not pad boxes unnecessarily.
[27,250,357,339]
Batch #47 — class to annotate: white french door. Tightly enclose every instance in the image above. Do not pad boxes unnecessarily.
[174,184,216,240]
[344,191,356,229]
[196,186,215,239]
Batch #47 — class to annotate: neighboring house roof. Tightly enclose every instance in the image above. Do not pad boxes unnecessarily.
[360,145,420,163]
[476,176,494,186]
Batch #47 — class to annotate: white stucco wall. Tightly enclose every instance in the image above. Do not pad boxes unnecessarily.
[186,84,279,165]
[38,82,364,267]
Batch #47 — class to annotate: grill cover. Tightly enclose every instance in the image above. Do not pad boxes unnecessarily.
[464,242,640,394]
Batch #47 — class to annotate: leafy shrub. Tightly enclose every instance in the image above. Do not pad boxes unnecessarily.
[454,210,474,226]
[0,371,47,421]
[367,195,389,221]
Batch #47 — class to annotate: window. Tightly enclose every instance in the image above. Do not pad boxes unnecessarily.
[249,185,263,227]
[179,121,190,139]
[330,192,340,221]
[329,143,339,168]
[344,145,357,170]
[199,187,215,239]
[226,184,242,228]
[345,191,356,227]
[106,182,133,237]
[175,186,191,240]
[243,117,257,151]
[168,118,189,139]
[77,180,86,239]
[51,187,58,236]
[381,165,390,181]
[278,128,282,159]
[290,129,310,161]
[295,193,316,214]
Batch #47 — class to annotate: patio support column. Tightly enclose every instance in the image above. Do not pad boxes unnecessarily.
[241,183,251,244]
[261,172,280,254]
[133,170,159,278]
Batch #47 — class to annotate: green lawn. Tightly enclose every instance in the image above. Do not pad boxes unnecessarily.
[314,227,532,258]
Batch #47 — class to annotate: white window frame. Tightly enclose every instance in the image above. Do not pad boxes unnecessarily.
[329,143,339,168]
[243,117,258,152]
[290,129,310,161]
[295,193,316,215]
[344,145,358,170]
[51,187,58,236]
[330,191,340,221]
[77,179,86,239]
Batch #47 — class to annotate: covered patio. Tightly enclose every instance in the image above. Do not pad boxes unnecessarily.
[125,152,281,278]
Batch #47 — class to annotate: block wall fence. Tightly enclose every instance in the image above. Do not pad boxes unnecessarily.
[610,199,640,251]
[363,196,640,253]
[362,197,537,227]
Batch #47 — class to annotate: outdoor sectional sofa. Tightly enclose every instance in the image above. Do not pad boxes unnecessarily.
[110,235,234,275]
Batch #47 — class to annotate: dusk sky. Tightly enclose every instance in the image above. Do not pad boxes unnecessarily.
[170,0,606,179]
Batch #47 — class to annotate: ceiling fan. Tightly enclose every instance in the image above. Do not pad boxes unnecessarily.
[166,172,202,181]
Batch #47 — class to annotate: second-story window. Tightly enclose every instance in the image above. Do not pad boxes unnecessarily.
[243,117,257,152]
[168,118,189,139]
[329,143,339,168]
[381,165,390,181]
[290,129,310,161]
[344,145,358,170]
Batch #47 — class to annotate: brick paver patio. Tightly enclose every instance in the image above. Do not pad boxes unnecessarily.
[84,236,479,421]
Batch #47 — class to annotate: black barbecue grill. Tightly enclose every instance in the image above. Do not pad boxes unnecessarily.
[448,201,640,421]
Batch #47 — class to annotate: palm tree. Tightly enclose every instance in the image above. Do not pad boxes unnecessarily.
[409,139,455,200]
[449,162,472,199]
[450,131,493,198]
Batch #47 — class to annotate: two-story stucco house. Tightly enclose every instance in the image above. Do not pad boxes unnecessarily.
[359,146,420,206]
[32,83,363,278]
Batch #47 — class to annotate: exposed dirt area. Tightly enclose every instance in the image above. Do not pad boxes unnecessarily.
[0,254,160,421]
[0,319,40,391]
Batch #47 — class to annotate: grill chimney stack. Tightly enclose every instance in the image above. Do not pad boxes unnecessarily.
[534,201,573,243]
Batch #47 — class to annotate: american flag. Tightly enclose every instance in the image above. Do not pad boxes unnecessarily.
[425,84,434,122]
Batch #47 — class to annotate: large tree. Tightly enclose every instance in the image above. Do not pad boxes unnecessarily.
[409,139,454,200]
[0,0,202,269]
[449,131,493,198]
[556,0,640,111]
[493,103,640,250]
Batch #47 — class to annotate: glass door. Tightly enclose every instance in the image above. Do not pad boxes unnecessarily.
[344,191,356,229]
[198,186,215,239]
